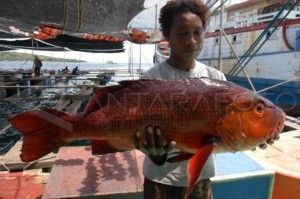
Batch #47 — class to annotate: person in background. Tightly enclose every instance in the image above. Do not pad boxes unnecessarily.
[72,66,80,75]
[62,66,70,74]
[134,0,226,198]
[33,55,42,77]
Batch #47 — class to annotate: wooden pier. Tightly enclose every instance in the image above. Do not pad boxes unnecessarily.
[0,87,92,172]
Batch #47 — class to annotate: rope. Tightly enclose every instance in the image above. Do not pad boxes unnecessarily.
[257,76,300,93]
[75,0,84,32]
[0,125,11,136]
[62,0,69,30]
[0,160,10,172]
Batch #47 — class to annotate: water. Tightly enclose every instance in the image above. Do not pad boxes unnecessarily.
[0,61,152,155]
[0,99,59,155]
[0,61,153,72]
[0,81,81,155]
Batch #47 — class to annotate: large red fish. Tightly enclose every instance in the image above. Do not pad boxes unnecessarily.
[8,78,285,197]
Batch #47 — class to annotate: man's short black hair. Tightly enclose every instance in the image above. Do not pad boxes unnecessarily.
[159,0,209,37]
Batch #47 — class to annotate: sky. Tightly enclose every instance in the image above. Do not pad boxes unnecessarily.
[16,0,247,64]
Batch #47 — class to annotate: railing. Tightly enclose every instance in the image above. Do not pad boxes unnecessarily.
[227,0,299,81]
[207,10,300,32]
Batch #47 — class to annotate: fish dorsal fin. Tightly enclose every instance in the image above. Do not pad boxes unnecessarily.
[84,85,123,113]
[118,79,154,88]
[185,142,217,199]
[84,80,154,113]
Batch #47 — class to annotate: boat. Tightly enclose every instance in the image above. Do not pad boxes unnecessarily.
[154,0,300,117]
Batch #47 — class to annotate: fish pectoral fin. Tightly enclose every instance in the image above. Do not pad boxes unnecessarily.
[91,140,124,155]
[167,152,194,163]
[185,142,217,199]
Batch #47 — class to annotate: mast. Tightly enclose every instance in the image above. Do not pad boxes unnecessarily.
[218,0,224,71]
[154,3,158,64]
[139,44,142,76]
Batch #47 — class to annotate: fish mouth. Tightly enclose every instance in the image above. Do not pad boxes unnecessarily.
[270,114,285,137]
[256,114,285,150]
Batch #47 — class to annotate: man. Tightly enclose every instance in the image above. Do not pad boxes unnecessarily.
[134,0,226,198]
[72,66,80,75]
[33,55,42,77]
[62,66,70,74]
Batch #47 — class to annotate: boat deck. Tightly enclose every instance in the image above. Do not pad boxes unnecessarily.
[244,117,300,199]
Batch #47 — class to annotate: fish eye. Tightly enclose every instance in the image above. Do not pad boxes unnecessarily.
[256,103,265,113]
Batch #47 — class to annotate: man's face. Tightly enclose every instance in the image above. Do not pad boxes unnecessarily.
[167,12,205,61]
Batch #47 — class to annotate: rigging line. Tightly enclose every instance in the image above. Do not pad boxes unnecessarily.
[142,51,153,69]
[0,160,10,172]
[0,124,11,136]
[227,0,295,78]
[257,76,300,94]
[75,0,84,32]
[230,0,298,78]
[220,29,256,92]
[230,0,298,79]
[208,0,229,18]
[62,0,69,30]
[18,53,32,69]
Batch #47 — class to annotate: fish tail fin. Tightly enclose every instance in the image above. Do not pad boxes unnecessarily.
[8,108,75,162]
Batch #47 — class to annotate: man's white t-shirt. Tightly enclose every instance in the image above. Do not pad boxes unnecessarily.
[141,60,226,187]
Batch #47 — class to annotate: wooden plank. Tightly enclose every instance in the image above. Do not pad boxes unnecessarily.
[87,77,104,80]
[43,147,275,199]
[43,147,144,199]
[244,136,300,175]
[285,116,300,131]
[60,94,91,101]
[0,141,57,171]
[55,88,93,113]
[0,82,19,86]
[244,135,300,199]
[0,172,47,199]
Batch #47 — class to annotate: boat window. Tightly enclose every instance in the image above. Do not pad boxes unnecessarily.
[295,2,300,11]
[258,8,264,15]
[259,3,282,15]
[233,35,237,43]
[232,34,242,44]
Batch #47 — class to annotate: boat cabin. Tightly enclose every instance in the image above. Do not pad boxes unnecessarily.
[207,0,300,32]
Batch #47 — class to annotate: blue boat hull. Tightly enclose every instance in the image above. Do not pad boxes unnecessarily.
[229,76,300,117]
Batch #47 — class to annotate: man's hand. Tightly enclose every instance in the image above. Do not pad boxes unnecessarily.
[134,125,176,166]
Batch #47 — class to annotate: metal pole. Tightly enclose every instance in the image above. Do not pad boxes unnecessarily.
[218,0,224,71]
[139,44,142,76]
[154,4,158,64]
